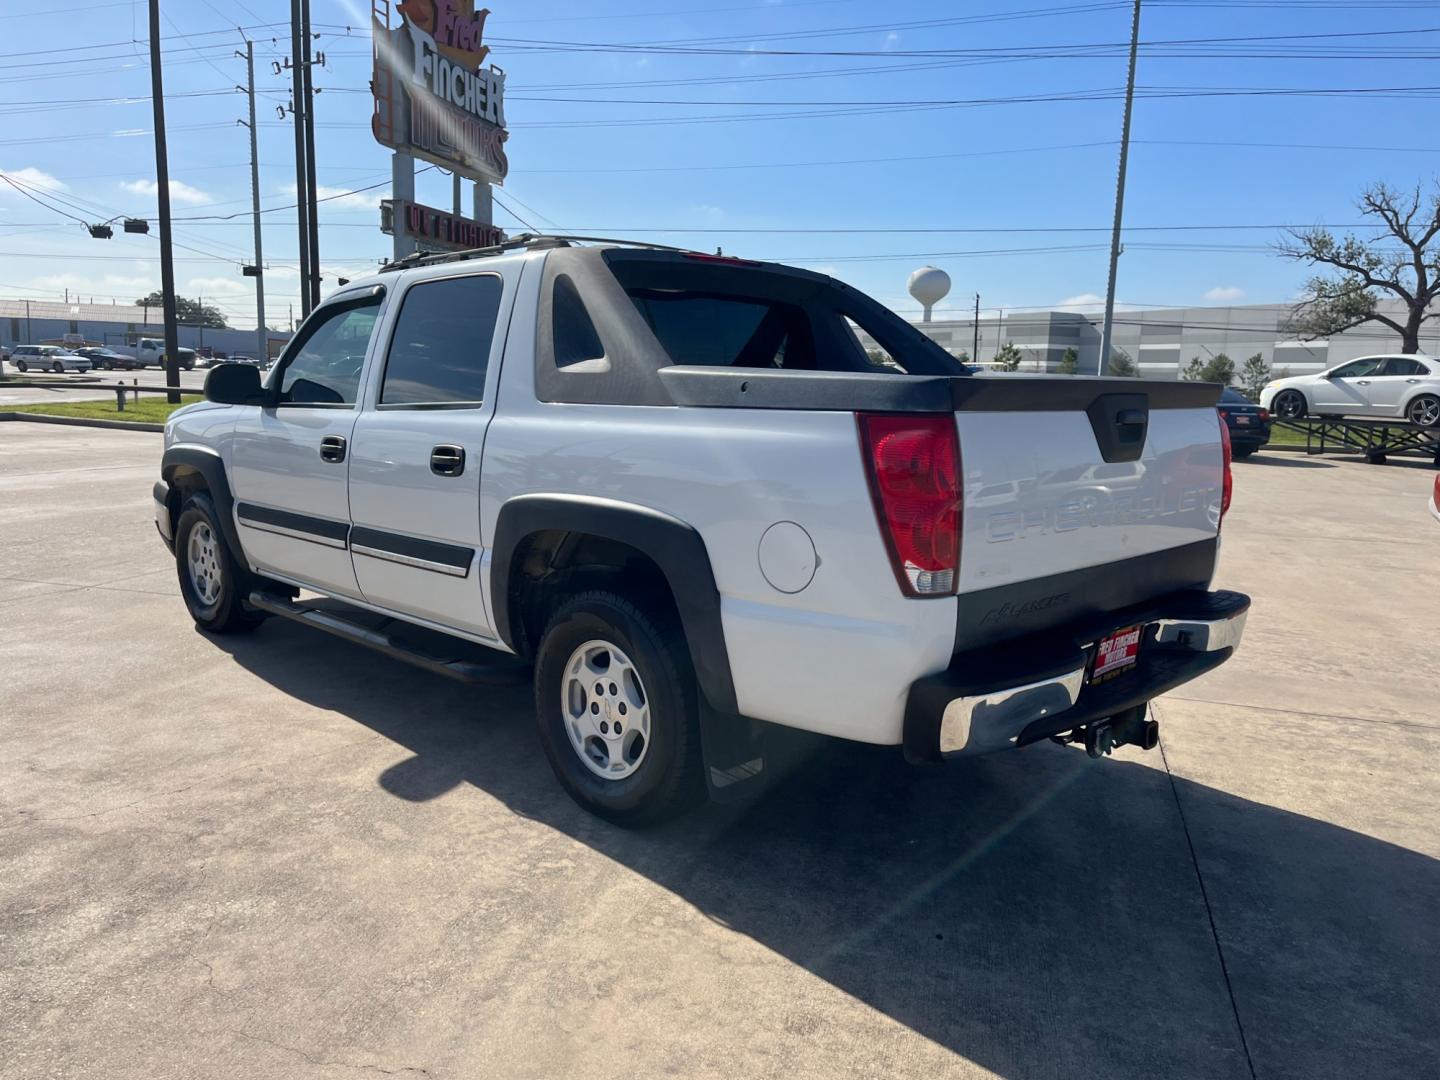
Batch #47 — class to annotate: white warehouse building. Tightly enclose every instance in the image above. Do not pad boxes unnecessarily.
[879,300,1439,379]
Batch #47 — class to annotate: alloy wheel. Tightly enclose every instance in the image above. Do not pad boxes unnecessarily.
[561,639,651,781]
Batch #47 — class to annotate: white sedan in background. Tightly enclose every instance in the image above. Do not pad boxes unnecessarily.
[1261,354,1440,427]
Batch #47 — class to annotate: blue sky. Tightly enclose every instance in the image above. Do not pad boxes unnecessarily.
[1,0,1437,329]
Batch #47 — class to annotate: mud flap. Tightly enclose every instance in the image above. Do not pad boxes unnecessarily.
[699,698,768,803]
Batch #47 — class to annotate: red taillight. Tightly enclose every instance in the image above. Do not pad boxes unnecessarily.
[1259,408,1272,422]
[1432,473,1440,507]
[857,413,961,596]
[1218,412,1233,523]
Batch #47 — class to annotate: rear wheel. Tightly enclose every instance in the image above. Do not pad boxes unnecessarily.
[174,492,265,634]
[1406,394,1440,428]
[533,591,703,825]
[1272,390,1307,420]
[51,361,63,374]
[1232,446,1256,460]
[15,360,27,373]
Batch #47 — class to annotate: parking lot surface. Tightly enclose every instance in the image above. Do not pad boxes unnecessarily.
[1,422,1436,1080]
[0,367,208,407]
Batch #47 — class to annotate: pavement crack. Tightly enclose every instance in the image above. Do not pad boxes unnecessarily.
[1155,708,1259,1080]
[1163,694,1432,732]
[227,1028,433,1076]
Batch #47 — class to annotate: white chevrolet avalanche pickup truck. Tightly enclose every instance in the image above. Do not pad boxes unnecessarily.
[153,236,1248,824]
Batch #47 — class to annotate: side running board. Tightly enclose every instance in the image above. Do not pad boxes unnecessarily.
[247,591,530,686]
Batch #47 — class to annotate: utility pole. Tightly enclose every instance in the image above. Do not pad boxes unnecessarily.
[239,41,267,365]
[148,0,181,404]
[289,0,311,319]
[972,293,980,362]
[1098,0,1143,377]
[300,0,320,311]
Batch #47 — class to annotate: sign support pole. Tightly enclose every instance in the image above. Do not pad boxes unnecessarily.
[148,0,181,405]
[391,152,416,261]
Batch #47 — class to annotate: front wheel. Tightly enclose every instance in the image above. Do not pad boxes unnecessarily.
[174,492,265,634]
[1272,390,1307,420]
[533,591,703,826]
[1406,394,1440,428]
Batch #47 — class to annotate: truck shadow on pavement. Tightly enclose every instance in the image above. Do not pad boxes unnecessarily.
[216,622,1438,1080]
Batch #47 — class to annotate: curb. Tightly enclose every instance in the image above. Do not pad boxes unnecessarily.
[0,412,164,433]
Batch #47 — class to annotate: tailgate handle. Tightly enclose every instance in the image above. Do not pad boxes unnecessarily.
[1086,394,1149,464]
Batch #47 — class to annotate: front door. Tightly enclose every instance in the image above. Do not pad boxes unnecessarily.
[229,293,383,599]
[1311,357,1385,414]
[347,270,512,637]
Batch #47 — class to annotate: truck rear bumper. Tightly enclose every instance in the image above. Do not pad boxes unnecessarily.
[903,588,1249,761]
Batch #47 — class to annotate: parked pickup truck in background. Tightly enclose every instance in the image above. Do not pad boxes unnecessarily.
[135,338,197,370]
[152,236,1249,824]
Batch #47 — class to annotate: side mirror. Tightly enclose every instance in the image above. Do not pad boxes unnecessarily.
[204,362,264,405]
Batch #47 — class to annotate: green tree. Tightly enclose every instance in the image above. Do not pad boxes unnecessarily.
[991,342,1022,371]
[134,290,229,329]
[1183,354,1235,384]
[1279,181,1440,354]
[1108,350,1137,377]
[1057,346,1079,375]
[1238,352,1271,400]
[950,349,971,364]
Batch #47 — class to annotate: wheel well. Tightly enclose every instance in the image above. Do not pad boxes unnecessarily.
[506,530,680,660]
[164,466,209,534]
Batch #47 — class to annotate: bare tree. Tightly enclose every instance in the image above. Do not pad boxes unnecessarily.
[1279,181,1440,354]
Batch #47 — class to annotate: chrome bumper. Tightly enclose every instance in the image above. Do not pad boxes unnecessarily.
[917,596,1249,759]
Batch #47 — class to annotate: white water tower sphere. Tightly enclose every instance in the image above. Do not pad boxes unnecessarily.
[908,266,951,322]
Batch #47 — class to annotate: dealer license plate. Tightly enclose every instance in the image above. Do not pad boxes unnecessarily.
[1235,415,1252,426]
[1092,625,1142,682]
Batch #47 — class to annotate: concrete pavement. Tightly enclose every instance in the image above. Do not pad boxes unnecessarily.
[0,367,208,406]
[0,423,1435,1079]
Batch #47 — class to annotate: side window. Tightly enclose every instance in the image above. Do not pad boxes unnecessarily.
[1382,358,1426,376]
[277,300,380,406]
[1330,358,1384,379]
[380,275,502,405]
[553,274,605,369]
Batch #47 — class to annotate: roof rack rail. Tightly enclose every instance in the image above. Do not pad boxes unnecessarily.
[377,233,700,274]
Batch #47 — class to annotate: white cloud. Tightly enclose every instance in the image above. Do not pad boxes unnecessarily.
[1055,292,1106,312]
[283,181,384,211]
[883,31,902,49]
[1204,285,1245,303]
[0,166,67,192]
[120,178,213,205]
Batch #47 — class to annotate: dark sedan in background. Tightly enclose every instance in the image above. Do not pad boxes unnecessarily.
[1219,387,1272,458]
[77,347,142,371]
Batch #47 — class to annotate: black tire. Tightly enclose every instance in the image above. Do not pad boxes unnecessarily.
[533,591,704,826]
[1406,393,1440,429]
[174,492,265,634]
[1272,389,1307,420]
[15,360,27,373]
[51,361,63,374]
[1231,446,1256,459]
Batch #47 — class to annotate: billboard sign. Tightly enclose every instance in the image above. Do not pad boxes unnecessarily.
[380,199,504,252]
[372,0,509,184]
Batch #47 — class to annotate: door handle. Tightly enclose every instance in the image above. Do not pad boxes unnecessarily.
[319,434,347,463]
[430,444,465,477]
[1407,378,1421,383]
[1355,380,1370,385]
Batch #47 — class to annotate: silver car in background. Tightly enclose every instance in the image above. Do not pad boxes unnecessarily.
[9,345,93,374]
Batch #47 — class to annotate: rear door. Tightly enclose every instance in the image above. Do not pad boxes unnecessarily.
[229,290,383,599]
[1368,357,1429,413]
[346,267,515,638]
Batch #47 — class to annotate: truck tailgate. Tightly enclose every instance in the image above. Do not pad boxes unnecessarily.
[953,382,1224,648]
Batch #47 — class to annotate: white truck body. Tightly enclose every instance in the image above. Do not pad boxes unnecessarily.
[155,239,1247,820]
